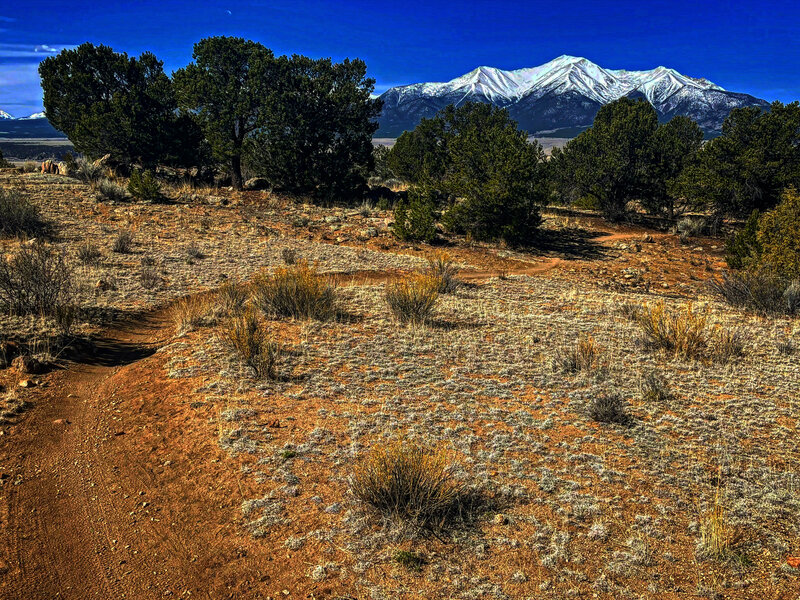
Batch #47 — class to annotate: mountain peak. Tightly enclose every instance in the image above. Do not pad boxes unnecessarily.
[377,57,768,137]
[0,109,15,120]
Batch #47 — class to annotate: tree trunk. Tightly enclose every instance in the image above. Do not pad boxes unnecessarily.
[231,153,243,191]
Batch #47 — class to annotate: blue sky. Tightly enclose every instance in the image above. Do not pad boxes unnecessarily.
[1,0,799,117]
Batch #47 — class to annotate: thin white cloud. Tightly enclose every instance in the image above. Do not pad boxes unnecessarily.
[0,43,68,59]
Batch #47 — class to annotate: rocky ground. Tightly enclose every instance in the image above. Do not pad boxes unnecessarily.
[0,169,798,599]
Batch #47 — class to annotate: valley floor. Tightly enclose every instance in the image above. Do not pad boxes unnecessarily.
[0,171,798,599]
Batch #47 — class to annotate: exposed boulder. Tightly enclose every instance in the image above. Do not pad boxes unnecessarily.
[244,177,270,191]
[40,160,60,175]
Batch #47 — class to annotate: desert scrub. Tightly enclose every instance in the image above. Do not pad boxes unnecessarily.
[222,311,281,379]
[553,334,601,373]
[588,392,629,425]
[639,371,672,403]
[634,301,713,359]
[95,178,129,202]
[76,242,102,265]
[216,280,248,316]
[709,269,798,316]
[0,186,48,237]
[252,260,336,321]
[128,169,162,203]
[393,549,425,572]
[0,241,76,316]
[139,262,161,289]
[350,440,465,529]
[385,274,439,325]
[170,294,216,333]
[112,230,134,254]
[73,157,103,184]
[425,251,460,293]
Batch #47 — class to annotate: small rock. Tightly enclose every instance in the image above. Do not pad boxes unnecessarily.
[244,177,270,191]
[641,234,654,243]
[12,355,45,375]
[323,215,341,224]
[18,379,35,388]
[492,513,509,525]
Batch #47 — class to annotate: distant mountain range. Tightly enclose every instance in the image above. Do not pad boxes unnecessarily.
[0,111,66,138]
[376,55,770,138]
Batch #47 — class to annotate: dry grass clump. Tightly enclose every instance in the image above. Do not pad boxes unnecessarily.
[553,334,601,373]
[588,392,629,425]
[217,280,248,317]
[76,242,102,265]
[385,274,439,325]
[712,328,745,364]
[425,252,460,294]
[698,484,730,560]
[140,262,161,289]
[639,371,673,403]
[0,241,75,316]
[221,310,281,379]
[0,186,48,237]
[112,230,134,254]
[73,158,103,184]
[634,301,712,360]
[170,294,215,333]
[350,440,465,529]
[252,260,336,321]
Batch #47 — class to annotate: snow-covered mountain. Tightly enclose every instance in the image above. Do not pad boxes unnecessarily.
[376,55,769,137]
[19,112,46,120]
[0,109,15,120]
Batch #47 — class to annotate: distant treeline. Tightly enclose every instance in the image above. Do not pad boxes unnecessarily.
[39,38,382,198]
[378,97,800,245]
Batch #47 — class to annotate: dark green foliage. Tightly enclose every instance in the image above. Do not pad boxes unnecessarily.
[393,550,425,572]
[245,55,381,201]
[371,145,395,180]
[439,103,546,245]
[0,241,75,316]
[0,187,48,237]
[674,102,800,216]
[389,103,547,245]
[647,116,704,218]
[128,169,162,203]
[551,98,660,221]
[392,187,437,242]
[725,210,761,270]
[174,37,277,190]
[0,149,12,168]
[386,117,449,185]
[39,43,203,168]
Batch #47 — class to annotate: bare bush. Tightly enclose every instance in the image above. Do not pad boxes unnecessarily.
[425,252,460,294]
[95,178,129,202]
[0,241,76,315]
[0,187,48,237]
[222,311,281,379]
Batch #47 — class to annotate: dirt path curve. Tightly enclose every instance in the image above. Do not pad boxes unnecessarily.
[0,310,272,599]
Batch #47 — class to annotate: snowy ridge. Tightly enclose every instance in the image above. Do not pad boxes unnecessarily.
[377,55,767,137]
[0,109,14,120]
[393,56,723,107]
[20,112,46,120]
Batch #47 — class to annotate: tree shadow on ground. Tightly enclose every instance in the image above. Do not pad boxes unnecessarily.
[526,227,609,260]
